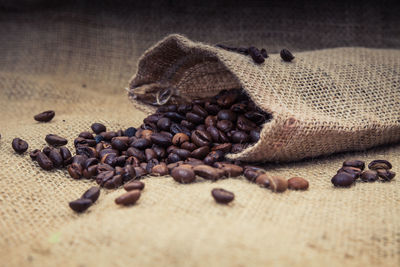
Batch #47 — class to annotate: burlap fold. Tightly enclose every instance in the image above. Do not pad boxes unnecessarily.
[128,34,400,162]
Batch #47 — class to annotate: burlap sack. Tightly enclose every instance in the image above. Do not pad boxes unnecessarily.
[128,34,400,162]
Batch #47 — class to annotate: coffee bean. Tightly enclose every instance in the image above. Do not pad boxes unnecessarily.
[49,149,63,168]
[68,163,83,179]
[134,167,148,177]
[185,158,204,167]
[144,148,156,161]
[171,167,196,183]
[115,190,141,206]
[29,149,40,160]
[203,150,224,165]
[59,146,72,162]
[260,48,268,58]
[83,165,98,179]
[12,138,28,153]
[91,123,106,134]
[248,46,265,64]
[288,177,309,190]
[145,158,160,173]
[112,138,128,151]
[34,110,55,122]
[79,132,94,139]
[243,112,266,124]
[150,133,172,147]
[157,117,172,131]
[204,102,220,115]
[217,110,237,121]
[126,147,145,161]
[231,144,246,153]
[101,153,117,166]
[192,105,208,118]
[249,130,260,142]
[45,134,68,146]
[172,133,189,146]
[211,188,234,204]
[104,174,123,189]
[72,154,88,168]
[177,103,192,114]
[212,143,232,153]
[124,180,145,191]
[191,130,212,147]
[144,114,164,124]
[36,151,53,170]
[217,163,243,177]
[244,168,262,182]
[377,169,396,181]
[151,163,169,176]
[138,129,153,140]
[337,166,362,179]
[123,127,136,137]
[115,155,127,167]
[167,153,181,164]
[237,115,257,132]
[217,93,238,108]
[94,135,104,144]
[360,170,378,182]
[193,165,224,180]
[98,148,118,159]
[96,170,114,186]
[217,120,233,132]
[69,198,93,213]
[190,146,210,159]
[368,160,392,170]
[280,49,295,62]
[180,120,196,130]
[174,149,191,160]
[97,163,114,173]
[267,176,288,192]
[255,174,270,187]
[81,186,100,203]
[343,159,365,171]
[100,131,117,141]
[186,112,204,124]
[331,172,355,187]
[232,131,249,143]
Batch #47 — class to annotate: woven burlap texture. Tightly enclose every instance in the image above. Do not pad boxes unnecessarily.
[129,34,400,162]
[1,6,400,267]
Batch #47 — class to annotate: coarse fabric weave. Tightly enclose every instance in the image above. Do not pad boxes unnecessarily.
[0,2,400,267]
[129,34,400,162]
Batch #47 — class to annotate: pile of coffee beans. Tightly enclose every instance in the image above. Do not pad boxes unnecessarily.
[216,44,294,63]
[331,159,396,187]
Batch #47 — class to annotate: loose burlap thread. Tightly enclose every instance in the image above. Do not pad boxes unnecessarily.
[129,34,400,162]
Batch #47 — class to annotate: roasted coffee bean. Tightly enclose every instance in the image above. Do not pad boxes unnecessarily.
[160,131,173,139]
[45,134,68,146]
[172,133,190,146]
[337,167,362,179]
[164,112,185,122]
[207,126,220,143]
[145,148,157,161]
[150,133,172,147]
[83,165,98,179]
[181,142,197,151]
[34,110,55,122]
[203,150,225,165]
[288,177,309,190]
[193,165,224,180]
[248,46,265,64]
[174,149,191,160]
[243,112,266,125]
[96,170,114,186]
[131,138,151,149]
[267,176,288,192]
[249,130,260,143]
[212,143,232,153]
[94,135,104,144]
[195,124,207,132]
[100,131,117,141]
[126,147,144,161]
[171,167,196,183]
[91,123,106,134]
[232,131,249,143]
[377,169,396,181]
[167,145,179,154]
[191,146,210,159]
[255,174,271,188]
[81,186,100,203]
[360,170,378,182]
[245,169,262,182]
[112,138,128,151]
[167,153,181,164]
[280,49,295,62]
[157,117,172,131]
[76,145,97,158]
[145,158,160,173]
[191,130,212,147]
[205,115,218,128]
[68,163,83,179]
[177,103,192,114]
[167,162,182,171]
[60,147,72,162]
[124,127,137,137]
[29,149,41,160]
[230,103,246,113]
[260,48,268,58]
[144,114,164,124]
[217,120,233,132]
[124,180,145,191]
[74,137,88,147]
[115,155,127,167]
[368,160,392,170]
[192,105,208,118]
[101,153,117,166]
[152,145,166,159]
[151,163,169,176]
[331,172,355,187]
[237,115,257,132]
[97,163,114,173]
[186,112,204,124]
[343,159,365,171]
[104,174,123,189]
[79,131,94,139]
[69,198,92,213]
[98,148,119,159]
[217,93,238,108]
[138,129,153,141]
[49,149,63,168]
[185,158,204,167]
[42,146,52,154]
[37,151,53,170]
[204,102,220,115]
[169,123,191,136]
[12,138,28,153]
[217,109,237,121]
[180,120,196,130]
[231,144,246,153]
[218,163,243,177]
[211,188,234,204]
[115,190,141,206]
[122,165,136,181]
[72,154,88,168]
[134,166,147,177]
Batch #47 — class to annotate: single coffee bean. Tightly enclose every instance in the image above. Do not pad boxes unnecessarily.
[190,146,210,159]
[138,129,153,141]
[157,117,172,131]
[204,102,220,115]
[248,46,265,64]
[260,48,268,58]
[360,170,378,182]
[145,148,157,161]
[212,143,232,153]
[152,145,166,159]
[231,144,246,153]
[337,166,362,179]
[343,159,365,171]
[280,49,295,62]
[97,163,114,173]
[217,93,238,108]
[36,151,53,170]
[49,149,63,168]
[287,177,309,190]
[237,115,257,132]
[171,167,196,183]
[193,165,224,180]
[100,131,117,141]
[203,150,224,165]
[180,120,196,130]
[12,138,28,153]
[331,172,355,187]
[134,167,148,177]
[204,116,217,128]
[255,174,270,187]
[112,138,128,151]
[191,130,212,147]
[150,133,172,147]
[69,198,93,213]
[195,124,207,132]
[180,142,196,151]
[174,149,191,160]
[151,163,169,176]
[145,158,160,173]
[217,120,233,132]
[94,135,104,144]
[124,180,145,191]
[192,104,208,118]
[98,148,118,159]
[34,110,55,122]
[185,158,204,167]
[101,153,117,166]
[177,103,192,114]
[81,186,100,203]
[244,168,263,182]
[376,169,396,181]
[104,174,123,189]
[186,112,204,124]
[211,188,235,204]
[218,163,243,177]
[96,170,114,186]
[249,130,260,143]
[45,134,68,146]
[243,112,266,124]
[79,131,94,139]
[160,131,173,139]
[368,160,392,170]
[124,127,137,137]
[166,145,179,154]
[68,163,83,179]
[172,133,190,146]
[29,149,40,160]
[232,131,249,143]
[91,123,106,134]
[126,147,145,161]
[72,154,88,168]
[59,146,72,161]
[115,190,141,206]
[167,162,182,171]
[167,153,181,164]
[217,110,237,121]
[268,176,288,192]
[230,103,246,113]
[144,113,164,124]
[115,155,127,167]
[83,165,98,179]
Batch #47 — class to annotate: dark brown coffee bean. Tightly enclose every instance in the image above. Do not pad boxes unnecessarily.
[377,169,396,181]
[203,150,225,165]
[150,133,172,147]
[166,145,179,154]
[81,186,100,203]
[97,163,114,173]
[157,117,172,131]
[177,103,192,114]
[111,138,128,151]
[68,163,83,179]
[191,130,212,147]
[243,112,266,124]
[343,159,365,171]
[72,154,88,168]
[152,145,166,159]
[170,123,191,136]
[100,131,117,141]
[115,155,127,167]
[244,168,262,182]
[217,109,237,121]
[98,148,118,159]
[249,130,260,143]
[69,198,93,213]
[145,148,157,161]
[145,158,160,173]
[151,163,169,176]
[230,103,246,113]
[186,112,204,124]
[134,167,147,177]
[195,125,207,132]
[337,167,362,179]
[218,163,243,177]
[193,165,224,180]
[212,143,232,153]
[104,174,123,189]
[138,129,153,141]
[83,165,98,179]
[207,126,220,143]
[237,115,257,132]
[124,127,137,137]
[280,49,295,62]
[130,138,151,149]
[185,158,204,167]
[91,123,107,134]
[122,165,136,181]
[37,151,53,170]
[45,134,68,146]
[12,138,28,153]
[101,153,117,166]
[260,48,268,58]
[34,110,55,122]
[190,146,210,159]
[124,181,145,191]
[204,116,217,128]
[248,46,265,64]
[211,188,234,204]
[288,177,309,190]
[167,153,181,164]
[144,114,164,124]
[115,190,141,206]
[172,133,190,146]
[368,160,392,170]
[60,146,72,161]
[217,120,233,132]
[172,149,190,160]
[255,174,271,187]
[96,170,114,185]
[74,137,89,147]
[181,142,197,151]
[42,146,52,155]
[76,146,97,159]
[180,120,196,130]
[49,149,63,168]
[360,170,378,182]
[231,144,246,153]
[126,147,145,161]
[204,102,220,115]
[331,172,355,187]
[268,176,288,192]
[192,105,208,118]
[217,93,238,108]
[29,149,40,160]
[167,162,182,171]
[79,131,94,139]
[171,167,196,183]
[232,131,249,143]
